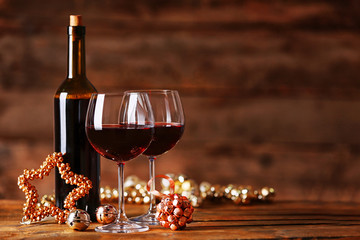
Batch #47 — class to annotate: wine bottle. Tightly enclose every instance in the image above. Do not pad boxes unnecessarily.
[54,15,100,221]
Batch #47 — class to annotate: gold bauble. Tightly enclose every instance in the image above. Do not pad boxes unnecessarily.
[96,204,117,224]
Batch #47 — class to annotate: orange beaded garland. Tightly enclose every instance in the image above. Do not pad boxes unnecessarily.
[17,152,93,224]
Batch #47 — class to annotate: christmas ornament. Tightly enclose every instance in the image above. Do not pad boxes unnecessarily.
[99,174,275,207]
[96,204,117,224]
[100,175,149,204]
[150,175,194,231]
[17,152,93,224]
[200,183,276,205]
[67,209,91,231]
[41,194,55,207]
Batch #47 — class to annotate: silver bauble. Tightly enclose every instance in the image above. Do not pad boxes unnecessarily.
[66,209,91,231]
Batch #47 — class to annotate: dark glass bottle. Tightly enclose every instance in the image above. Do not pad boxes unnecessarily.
[54,15,100,221]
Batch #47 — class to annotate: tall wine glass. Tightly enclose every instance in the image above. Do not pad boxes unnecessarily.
[128,90,185,225]
[85,92,154,233]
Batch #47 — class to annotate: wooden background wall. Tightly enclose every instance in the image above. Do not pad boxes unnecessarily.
[1,0,360,201]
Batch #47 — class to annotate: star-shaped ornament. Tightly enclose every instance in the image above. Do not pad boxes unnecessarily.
[17,152,93,224]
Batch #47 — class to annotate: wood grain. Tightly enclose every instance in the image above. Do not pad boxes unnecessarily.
[2,200,360,239]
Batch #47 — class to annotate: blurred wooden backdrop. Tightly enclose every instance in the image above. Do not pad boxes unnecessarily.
[1,0,360,201]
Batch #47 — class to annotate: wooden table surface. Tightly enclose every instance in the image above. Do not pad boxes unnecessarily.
[1,199,360,239]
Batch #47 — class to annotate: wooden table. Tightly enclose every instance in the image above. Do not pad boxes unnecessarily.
[1,199,360,239]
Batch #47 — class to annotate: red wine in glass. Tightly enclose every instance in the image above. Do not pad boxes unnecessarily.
[127,90,185,225]
[85,92,154,233]
[87,124,153,162]
[143,123,184,157]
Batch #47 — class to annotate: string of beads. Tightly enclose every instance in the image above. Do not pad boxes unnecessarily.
[17,152,93,224]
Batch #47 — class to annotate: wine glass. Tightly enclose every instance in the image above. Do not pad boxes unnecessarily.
[85,92,154,233]
[128,90,185,225]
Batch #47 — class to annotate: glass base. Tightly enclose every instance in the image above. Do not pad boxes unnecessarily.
[95,220,149,233]
[130,213,159,225]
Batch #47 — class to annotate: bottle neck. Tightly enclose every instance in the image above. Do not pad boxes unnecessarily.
[67,26,86,79]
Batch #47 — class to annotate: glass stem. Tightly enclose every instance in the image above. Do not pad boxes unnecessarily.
[117,162,128,222]
[148,156,157,214]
